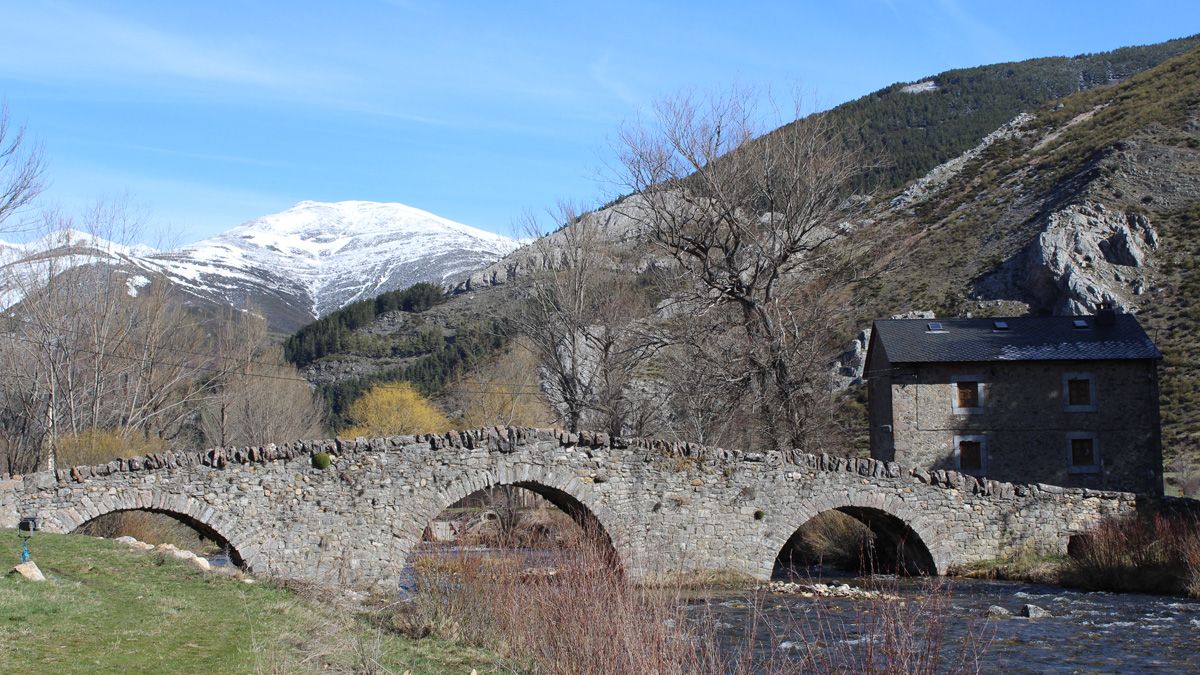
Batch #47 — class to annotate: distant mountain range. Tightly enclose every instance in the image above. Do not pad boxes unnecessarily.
[0,200,520,332]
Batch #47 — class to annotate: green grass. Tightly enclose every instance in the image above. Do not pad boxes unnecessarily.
[0,530,503,673]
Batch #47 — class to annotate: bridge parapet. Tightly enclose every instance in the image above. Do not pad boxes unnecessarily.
[1,426,1143,506]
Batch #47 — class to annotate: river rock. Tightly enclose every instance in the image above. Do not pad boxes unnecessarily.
[1021,603,1052,619]
[761,580,901,601]
[12,561,46,582]
[986,605,1012,619]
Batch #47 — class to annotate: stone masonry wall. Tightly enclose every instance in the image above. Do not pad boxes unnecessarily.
[1,427,1145,588]
[885,360,1162,494]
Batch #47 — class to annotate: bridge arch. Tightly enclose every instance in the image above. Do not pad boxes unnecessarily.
[41,490,260,571]
[763,492,950,577]
[396,462,629,573]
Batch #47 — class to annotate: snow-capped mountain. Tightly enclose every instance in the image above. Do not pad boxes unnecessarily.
[0,201,520,332]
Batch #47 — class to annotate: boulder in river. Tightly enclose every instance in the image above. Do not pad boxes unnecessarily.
[986,605,1012,619]
[1021,603,1052,619]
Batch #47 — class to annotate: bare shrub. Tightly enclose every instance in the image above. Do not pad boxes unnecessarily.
[54,427,168,467]
[390,523,987,673]
[1068,512,1200,597]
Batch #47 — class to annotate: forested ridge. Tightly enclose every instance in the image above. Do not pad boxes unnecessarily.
[283,282,445,367]
[793,34,1200,194]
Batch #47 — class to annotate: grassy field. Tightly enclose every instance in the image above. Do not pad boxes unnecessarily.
[0,530,502,674]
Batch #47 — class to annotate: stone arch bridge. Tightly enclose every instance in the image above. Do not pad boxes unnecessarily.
[1,427,1141,587]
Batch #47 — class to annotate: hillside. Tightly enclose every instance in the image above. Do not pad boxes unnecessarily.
[287,38,1200,473]
[849,43,1200,461]
[808,34,1200,194]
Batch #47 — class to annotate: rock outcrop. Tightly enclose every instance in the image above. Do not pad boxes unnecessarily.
[978,201,1157,315]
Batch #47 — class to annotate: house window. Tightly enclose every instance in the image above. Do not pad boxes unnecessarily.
[954,434,988,475]
[1063,372,1098,412]
[950,375,985,414]
[1066,432,1100,473]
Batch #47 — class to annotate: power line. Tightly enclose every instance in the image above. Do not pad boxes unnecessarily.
[0,332,313,384]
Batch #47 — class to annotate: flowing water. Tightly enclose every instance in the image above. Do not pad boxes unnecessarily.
[400,546,1200,672]
[693,575,1200,672]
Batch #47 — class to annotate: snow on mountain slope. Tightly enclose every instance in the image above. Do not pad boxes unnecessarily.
[0,201,520,332]
[174,200,518,317]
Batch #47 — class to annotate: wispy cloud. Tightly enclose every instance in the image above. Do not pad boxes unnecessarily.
[933,0,1020,62]
[0,1,358,109]
[589,53,642,108]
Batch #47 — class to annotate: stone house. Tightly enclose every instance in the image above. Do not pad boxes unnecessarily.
[865,311,1163,495]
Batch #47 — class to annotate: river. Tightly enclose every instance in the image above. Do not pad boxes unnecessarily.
[693,575,1200,672]
[402,547,1200,672]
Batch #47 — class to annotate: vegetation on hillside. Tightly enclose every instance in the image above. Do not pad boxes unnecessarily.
[315,319,508,430]
[284,281,445,367]
[845,44,1200,462]
[806,34,1199,194]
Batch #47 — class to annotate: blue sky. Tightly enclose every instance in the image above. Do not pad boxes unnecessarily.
[1,1,1198,242]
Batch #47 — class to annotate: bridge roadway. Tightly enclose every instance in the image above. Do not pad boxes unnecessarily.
[1,427,1140,586]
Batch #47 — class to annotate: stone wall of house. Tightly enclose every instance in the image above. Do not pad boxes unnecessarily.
[880,360,1162,494]
[866,344,896,461]
[1,428,1145,588]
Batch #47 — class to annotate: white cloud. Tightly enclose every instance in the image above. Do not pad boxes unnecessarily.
[0,1,354,105]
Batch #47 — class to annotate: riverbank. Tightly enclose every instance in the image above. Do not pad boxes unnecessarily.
[0,530,501,673]
[953,513,1200,599]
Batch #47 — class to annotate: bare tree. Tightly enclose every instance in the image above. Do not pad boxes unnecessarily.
[0,202,263,472]
[199,311,324,447]
[510,203,662,435]
[615,89,876,452]
[0,103,46,232]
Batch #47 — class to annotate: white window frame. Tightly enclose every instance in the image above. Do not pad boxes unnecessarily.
[1066,432,1101,473]
[953,434,988,475]
[1062,372,1098,412]
[950,375,985,415]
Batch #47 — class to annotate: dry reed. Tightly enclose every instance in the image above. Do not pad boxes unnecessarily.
[386,523,988,674]
[1068,512,1200,597]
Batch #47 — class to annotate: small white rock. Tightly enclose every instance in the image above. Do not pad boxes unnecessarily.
[189,557,212,572]
[12,561,46,582]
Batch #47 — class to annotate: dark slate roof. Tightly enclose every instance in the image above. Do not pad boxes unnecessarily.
[870,314,1161,364]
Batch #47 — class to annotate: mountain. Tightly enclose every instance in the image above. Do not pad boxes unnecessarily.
[282,38,1200,481]
[800,34,1200,195]
[0,201,520,332]
[844,43,1200,460]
